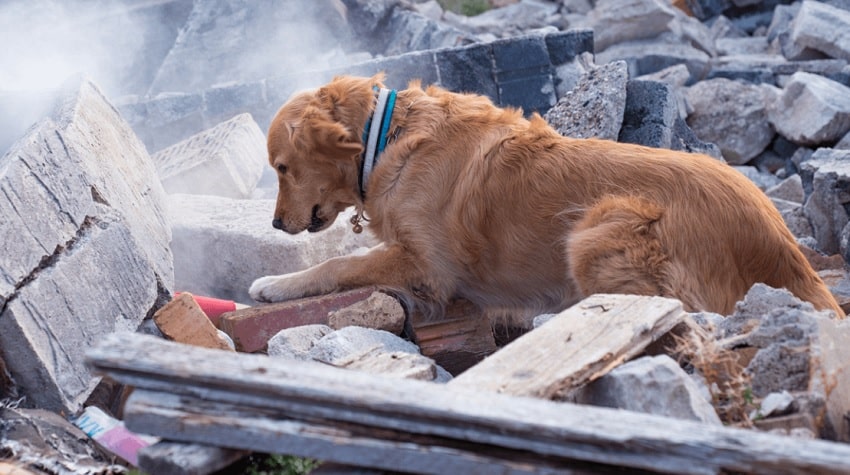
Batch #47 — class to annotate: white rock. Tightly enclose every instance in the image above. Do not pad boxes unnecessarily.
[767,72,850,145]
[790,0,850,61]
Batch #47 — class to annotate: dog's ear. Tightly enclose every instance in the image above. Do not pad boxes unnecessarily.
[296,106,363,159]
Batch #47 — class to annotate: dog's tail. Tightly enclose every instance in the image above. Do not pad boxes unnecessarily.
[772,243,845,318]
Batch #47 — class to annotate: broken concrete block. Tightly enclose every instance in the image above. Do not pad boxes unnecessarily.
[721,284,850,440]
[153,293,234,351]
[152,113,266,199]
[574,355,722,425]
[0,406,119,474]
[685,78,774,164]
[596,40,711,82]
[589,0,676,52]
[219,287,378,353]
[167,193,377,305]
[767,72,850,145]
[771,198,814,240]
[309,326,449,382]
[619,79,720,158]
[0,77,173,413]
[790,1,850,62]
[798,148,850,254]
[327,291,406,335]
[267,324,334,360]
[544,57,628,141]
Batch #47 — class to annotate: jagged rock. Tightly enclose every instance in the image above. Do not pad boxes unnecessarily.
[668,8,717,56]
[772,198,814,240]
[152,113,266,199]
[837,131,850,150]
[574,355,722,425]
[789,1,850,62]
[544,58,628,140]
[799,148,850,255]
[0,78,173,413]
[716,37,770,56]
[167,194,376,305]
[681,0,729,21]
[710,15,748,40]
[767,72,850,146]
[619,79,721,158]
[0,406,120,474]
[765,174,805,203]
[309,326,451,382]
[588,0,676,52]
[442,0,560,39]
[685,78,774,164]
[721,284,850,441]
[267,324,334,360]
[328,291,406,335]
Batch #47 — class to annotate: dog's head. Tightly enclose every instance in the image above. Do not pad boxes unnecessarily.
[266,74,384,234]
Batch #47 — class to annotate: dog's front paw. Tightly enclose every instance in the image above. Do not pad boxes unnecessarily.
[248,274,304,302]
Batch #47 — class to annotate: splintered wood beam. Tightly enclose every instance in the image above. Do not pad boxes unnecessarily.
[450,294,687,398]
[86,332,850,475]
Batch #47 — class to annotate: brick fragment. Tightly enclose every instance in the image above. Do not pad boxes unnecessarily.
[153,293,233,351]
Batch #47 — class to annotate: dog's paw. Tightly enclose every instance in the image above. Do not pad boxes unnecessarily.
[249,275,294,303]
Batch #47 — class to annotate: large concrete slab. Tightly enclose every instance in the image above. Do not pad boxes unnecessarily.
[167,193,377,305]
[0,76,173,413]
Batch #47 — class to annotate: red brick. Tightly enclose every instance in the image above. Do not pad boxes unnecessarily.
[219,287,380,353]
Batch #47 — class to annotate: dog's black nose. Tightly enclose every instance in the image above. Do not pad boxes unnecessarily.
[272,217,283,230]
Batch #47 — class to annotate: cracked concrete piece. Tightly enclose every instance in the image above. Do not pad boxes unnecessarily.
[0,77,173,413]
[167,193,377,305]
[790,0,850,62]
[767,72,850,146]
[152,113,266,199]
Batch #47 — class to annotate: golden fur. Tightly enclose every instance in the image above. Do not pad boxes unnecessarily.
[249,74,844,318]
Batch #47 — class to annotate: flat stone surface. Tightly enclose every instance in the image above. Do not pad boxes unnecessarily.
[0,77,172,413]
[267,324,334,360]
[153,113,266,199]
[799,148,850,254]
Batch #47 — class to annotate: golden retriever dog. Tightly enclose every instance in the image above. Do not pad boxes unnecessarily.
[249,74,844,318]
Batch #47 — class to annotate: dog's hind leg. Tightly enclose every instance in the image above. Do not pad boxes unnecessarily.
[565,195,681,304]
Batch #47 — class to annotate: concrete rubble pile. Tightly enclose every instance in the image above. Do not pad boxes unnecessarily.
[1,0,850,472]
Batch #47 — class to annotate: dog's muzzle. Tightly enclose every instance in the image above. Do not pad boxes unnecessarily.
[272,217,283,230]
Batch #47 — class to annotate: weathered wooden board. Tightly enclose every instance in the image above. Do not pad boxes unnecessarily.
[126,389,595,475]
[86,333,850,475]
[450,294,686,398]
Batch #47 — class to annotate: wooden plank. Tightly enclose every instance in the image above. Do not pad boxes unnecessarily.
[406,298,497,375]
[450,294,686,398]
[86,333,850,475]
[137,441,248,475]
[126,389,595,475]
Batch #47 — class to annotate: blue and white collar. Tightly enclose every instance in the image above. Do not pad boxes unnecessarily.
[358,87,397,199]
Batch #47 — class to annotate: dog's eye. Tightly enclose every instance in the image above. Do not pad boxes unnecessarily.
[277,164,288,175]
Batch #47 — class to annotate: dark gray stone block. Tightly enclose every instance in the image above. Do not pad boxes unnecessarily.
[545,29,594,66]
[436,42,497,101]
[492,35,551,80]
[497,73,557,114]
[618,80,678,148]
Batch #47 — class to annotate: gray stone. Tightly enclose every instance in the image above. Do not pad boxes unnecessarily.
[328,291,406,335]
[766,174,805,203]
[837,131,850,150]
[0,406,119,473]
[380,8,472,57]
[619,79,720,158]
[588,0,676,52]
[596,40,711,83]
[681,0,730,21]
[685,78,774,164]
[753,390,795,419]
[790,0,850,62]
[716,37,770,56]
[768,72,850,146]
[574,355,722,425]
[0,77,173,413]
[732,166,781,190]
[152,113,266,199]
[772,198,815,240]
[710,15,748,40]
[767,2,819,61]
[149,0,354,94]
[267,324,334,360]
[442,0,560,39]
[544,58,628,140]
[167,194,377,305]
[668,8,717,56]
[799,148,850,254]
